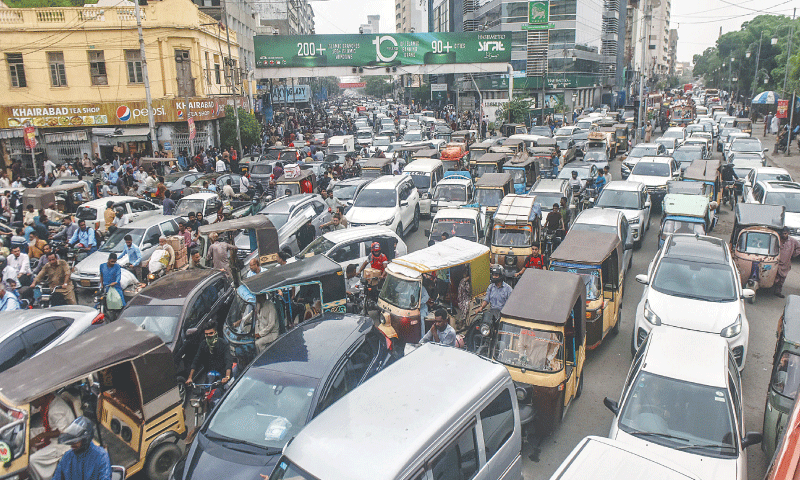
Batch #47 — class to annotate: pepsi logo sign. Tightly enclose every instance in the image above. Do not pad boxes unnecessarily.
[116,105,131,122]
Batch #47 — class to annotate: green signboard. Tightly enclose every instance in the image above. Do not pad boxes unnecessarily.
[528,1,549,24]
[522,23,554,30]
[254,32,513,68]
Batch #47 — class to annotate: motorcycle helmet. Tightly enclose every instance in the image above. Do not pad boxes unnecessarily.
[371,242,381,255]
[490,265,504,283]
[58,416,94,451]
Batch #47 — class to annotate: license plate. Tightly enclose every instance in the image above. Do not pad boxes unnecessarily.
[80,280,90,287]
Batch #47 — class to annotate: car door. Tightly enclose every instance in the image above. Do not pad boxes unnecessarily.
[743,170,756,202]
[141,225,161,254]
[398,181,412,228]
[310,200,330,231]
[205,197,220,218]
[405,178,420,221]
[176,279,222,372]
[328,240,364,269]
[20,318,72,358]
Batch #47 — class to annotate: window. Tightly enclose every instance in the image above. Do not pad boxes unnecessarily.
[130,201,153,213]
[126,50,144,84]
[48,52,67,87]
[23,319,70,354]
[480,389,514,461]
[159,220,178,237]
[429,424,479,480]
[329,242,361,263]
[344,333,377,386]
[7,53,26,88]
[88,50,107,85]
[0,334,28,372]
[214,55,221,84]
[143,226,160,247]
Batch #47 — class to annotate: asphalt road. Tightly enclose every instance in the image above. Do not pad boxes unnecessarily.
[399,134,780,480]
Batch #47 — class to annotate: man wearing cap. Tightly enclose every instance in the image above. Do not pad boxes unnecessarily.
[155,236,176,273]
[776,227,800,298]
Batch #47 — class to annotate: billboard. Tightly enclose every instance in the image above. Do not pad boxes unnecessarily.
[523,0,553,30]
[777,99,789,119]
[271,85,311,103]
[255,32,512,69]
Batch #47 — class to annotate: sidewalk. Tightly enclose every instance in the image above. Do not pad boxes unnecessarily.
[753,121,800,176]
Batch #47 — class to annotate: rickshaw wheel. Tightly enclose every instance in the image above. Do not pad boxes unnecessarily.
[146,442,183,480]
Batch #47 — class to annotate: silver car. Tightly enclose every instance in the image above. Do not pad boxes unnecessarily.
[71,215,186,292]
[594,181,651,248]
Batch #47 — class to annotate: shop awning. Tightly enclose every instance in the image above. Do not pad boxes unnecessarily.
[44,130,88,143]
[92,126,151,140]
[0,129,26,139]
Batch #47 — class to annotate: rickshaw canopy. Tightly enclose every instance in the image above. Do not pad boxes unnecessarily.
[199,216,280,262]
[276,168,315,183]
[663,193,710,218]
[550,231,620,265]
[534,138,557,148]
[470,140,495,151]
[0,321,173,406]
[412,148,440,159]
[23,182,90,210]
[241,254,346,302]
[783,295,800,347]
[501,268,586,326]
[386,236,489,280]
[529,147,556,157]
[475,172,513,188]
[666,180,707,195]
[683,159,721,183]
[734,203,785,230]
[479,152,509,164]
[363,157,394,169]
[494,194,541,225]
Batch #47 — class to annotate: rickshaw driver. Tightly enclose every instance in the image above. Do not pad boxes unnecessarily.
[545,204,567,248]
[357,242,389,277]
[476,266,512,323]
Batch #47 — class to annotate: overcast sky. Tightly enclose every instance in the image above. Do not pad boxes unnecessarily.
[310,0,797,64]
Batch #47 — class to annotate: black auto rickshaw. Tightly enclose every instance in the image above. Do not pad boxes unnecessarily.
[23,182,91,216]
[223,255,347,365]
[500,123,528,137]
[614,123,629,153]
[529,141,558,178]
[275,168,317,196]
[198,216,280,279]
[361,157,394,178]
[0,321,186,480]
[469,268,586,438]
[471,152,506,179]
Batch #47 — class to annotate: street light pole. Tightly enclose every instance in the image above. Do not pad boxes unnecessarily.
[784,8,795,155]
[133,0,158,154]
[637,0,650,144]
[749,31,762,109]
[222,0,243,155]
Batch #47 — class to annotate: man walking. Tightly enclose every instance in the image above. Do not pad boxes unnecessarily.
[775,227,800,298]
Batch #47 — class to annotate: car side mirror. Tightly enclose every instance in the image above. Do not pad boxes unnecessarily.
[603,397,619,416]
[635,274,649,285]
[424,229,431,237]
[186,327,199,336]
[742,432,763,448]
[111,466,127,480]
[742,288,755,300]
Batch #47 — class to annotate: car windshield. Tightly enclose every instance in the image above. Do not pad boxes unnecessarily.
[656,139,675,149]
[631,162,671,177]
[434,185,467,202]
[353,189,396,208]
[406,172,431,190]
[584,151,608,163]
[661,219,706,237]
[474,188,503,207]
[297,236,336,259]
[618,371,737,458]
[493,323,563,372]
[121,305,183,344]
[373,138,390,146]
[737,231,779,256]
[673,148,702,164]
[662,131,683,140]
[474,164,499,177]
[573,132,589,141]
[493,227,531,247]
[404,132,423,141]
[651,257,737,302]
[379,274,420,310]
[758,173,793,183]
[76,206,98,221]
[205,368,317,450]
[332,183,360,201]
[555,127,574,136]
[251,164,272,175]
[773,351,800,400]
[596,189,640,209]
[628,146,658,158]
[100,228,145,252]
[269,460,317,480]
[765,192,800,213]
[531,192,564,208]
[174,199,205,217]
[431,219,477,242]
[551,265,601,300]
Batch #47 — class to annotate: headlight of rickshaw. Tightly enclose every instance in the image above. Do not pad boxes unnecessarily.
[480,322,492,337]
[643,300,661,326]
[720,314,742,338]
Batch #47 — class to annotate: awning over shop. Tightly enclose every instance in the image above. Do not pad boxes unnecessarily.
[93,126,151,143]
[44,130,88,143]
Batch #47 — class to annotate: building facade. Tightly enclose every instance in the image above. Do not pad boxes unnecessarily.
[255,0,314,36]
[668,28,678,76]
[0,0,240,165]
[360,14,380,34]
[396,0,426,32]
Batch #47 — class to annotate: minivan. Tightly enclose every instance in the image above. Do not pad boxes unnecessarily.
[270,343,523,480]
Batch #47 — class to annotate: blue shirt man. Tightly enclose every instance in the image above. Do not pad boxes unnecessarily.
[162,194,176,216]
[69,220,97,253]
[119,236,142,266]
[0,284,20,311]
[107,169,119,185]
[99,253,125,309]
[52,439,111,480]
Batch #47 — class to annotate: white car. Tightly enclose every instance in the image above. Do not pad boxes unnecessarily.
[632,234,753,369]
[570,208,634,272]
[173,192,222,222]
[621,143,667,179]
[625,156,680,207]
[741,167,793,203]
[655,137,679,156]
[605,327,762,480]
[660,126,686,145]
[427,207,484,244]
[403,158,444,217]
[346,174,420,237]
[294,226,407,271]
[75,196,162,231]
[594,181,651,248]
[431,173,474,214]
[746,181,800,241]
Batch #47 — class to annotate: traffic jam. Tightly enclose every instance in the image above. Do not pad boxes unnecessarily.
[0,87,798,480]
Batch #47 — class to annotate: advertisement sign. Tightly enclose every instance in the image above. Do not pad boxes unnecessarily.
[188,117,196,140]
[524,1,553,30]
[255,32,512,68]
[339,82,366,88]
[23,126,36,149]
[431,83,448,92]
[777,99,789,119]
[0,98,227,129]
[271,85,311,103]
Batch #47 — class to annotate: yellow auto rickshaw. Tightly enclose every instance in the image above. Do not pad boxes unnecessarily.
[361,157,394,178]
[378,237,490,344]
[471,152,507,179]
[549,231,625,349]
[0,321,186,480]
[467,268,586,438]
[614,123,629,153]
[734,118,753,135]
[682,159,722,205]
[730,203,785,302]
[491,194,541,278]
[473,172,514,230]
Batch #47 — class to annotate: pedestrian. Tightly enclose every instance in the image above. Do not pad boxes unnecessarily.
[162,190,175,215]
[776,227,800,298]
[208,232,237,276]
[645,122,652,142]
[765,112,772,136]
[772,114,780,135]
[296,218,316,251]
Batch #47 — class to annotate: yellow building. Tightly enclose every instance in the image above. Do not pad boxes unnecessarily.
[0,0,242,165]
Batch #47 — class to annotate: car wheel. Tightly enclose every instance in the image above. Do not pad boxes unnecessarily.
[396,223,404,238]
[145,442,183,480]
[412,207,420,232]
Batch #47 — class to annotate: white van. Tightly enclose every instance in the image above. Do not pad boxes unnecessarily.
[403,158,444,217]
[270,343,523,480]
[328,135,355,153]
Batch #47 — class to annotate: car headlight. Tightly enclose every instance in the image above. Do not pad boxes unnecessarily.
[643,300,661,326]
[378,216,395,226]
[720,314,742,338]
[480,322,492,337]
[628,217,640,224]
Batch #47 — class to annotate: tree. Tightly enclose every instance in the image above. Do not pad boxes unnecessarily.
[364,76,392,98]
[495,97,534,124]
[220,106,260,149]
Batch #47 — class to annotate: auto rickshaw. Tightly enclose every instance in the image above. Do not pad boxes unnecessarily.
[361,157,394,178]
[275,168,317,196]
[471,152,506,179]
[734,118,753,135]
[223,255,347,365]
[467,139,495,168]
[666,180,710,196]
[614,123,629,153]
[473,172,514,229]
[504,155,541,194]
[0,321,186,480]
[765,295,800,460]
[597,127,618,157]
[549,231,625,349]
[491,194,541,278]
[682,159,722,205]
[378,237,490,344]
[23,183,91,216]
[499,138,526,156]
[730,203,784,301]
[659,193,714,247]
[468,268,586,438]
[393,145,429,165]
[500,123,528,137]
[198,216,280,273]
[439,143,468,171]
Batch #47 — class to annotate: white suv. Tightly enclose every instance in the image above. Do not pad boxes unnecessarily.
[346,175,421,237]
[633,234,753,369]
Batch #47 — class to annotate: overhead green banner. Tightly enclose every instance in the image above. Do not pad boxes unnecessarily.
[255,32,513,68]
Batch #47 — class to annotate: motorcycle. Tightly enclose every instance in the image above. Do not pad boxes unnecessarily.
[360,273,382,316]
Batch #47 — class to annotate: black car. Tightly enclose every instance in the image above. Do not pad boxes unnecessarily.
[117,269,234,382]
[165,172,205,199]
[172,313,395,480]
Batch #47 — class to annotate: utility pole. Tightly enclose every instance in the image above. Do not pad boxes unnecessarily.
[749,31,762,109]
[784,8,796,155]
[637,0,650,145]
[134,0,158,154]
[222,0,243,155]
[469,74,483,140]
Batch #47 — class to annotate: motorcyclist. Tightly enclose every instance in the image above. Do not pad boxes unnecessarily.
[186,325,233,400]
[357,242,388,277]
[567,170,583,195]
[476,265,512,323]
[51,417,111,480]
[720,162,740,203]
[68,219,97,260]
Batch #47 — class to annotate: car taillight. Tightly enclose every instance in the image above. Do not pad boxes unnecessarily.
[92,313,105,325]
[378,329,393,350]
